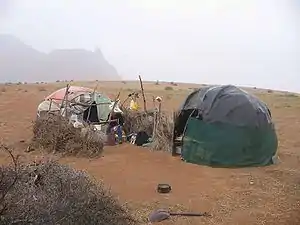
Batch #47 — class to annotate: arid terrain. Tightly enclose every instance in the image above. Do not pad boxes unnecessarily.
[0,80,300,225]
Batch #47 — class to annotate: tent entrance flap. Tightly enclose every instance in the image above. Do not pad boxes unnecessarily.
[83,101,100,123]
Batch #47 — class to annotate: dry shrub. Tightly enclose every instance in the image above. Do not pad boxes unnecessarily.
[0,147,137,225]
[122,108,173,152]
[31,114,105,157]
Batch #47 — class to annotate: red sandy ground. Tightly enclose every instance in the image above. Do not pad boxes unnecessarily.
[0,81,300,225]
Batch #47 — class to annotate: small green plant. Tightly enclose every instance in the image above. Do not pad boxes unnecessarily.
[164,86,173,91]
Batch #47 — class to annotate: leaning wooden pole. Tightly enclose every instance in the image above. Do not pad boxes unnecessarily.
[171,110,177,156]
[107,91,121,122]
[61,84,70,118]
[138,74,147,112]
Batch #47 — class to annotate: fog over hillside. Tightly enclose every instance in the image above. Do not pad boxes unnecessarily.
[0,34,120,82]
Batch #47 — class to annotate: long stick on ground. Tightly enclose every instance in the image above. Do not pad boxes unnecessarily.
[138,74,147,112]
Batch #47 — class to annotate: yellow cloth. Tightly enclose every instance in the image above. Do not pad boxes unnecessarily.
[130,100,139,110]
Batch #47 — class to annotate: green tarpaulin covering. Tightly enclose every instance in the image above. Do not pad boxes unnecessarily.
[182,116,278,167]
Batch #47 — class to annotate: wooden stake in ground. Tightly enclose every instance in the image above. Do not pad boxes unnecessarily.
[138,74,147,112]
[171,110,177,156]
[54,84,70,154]
[152,96,162,140]
[152,111,157,140]
[47,99,53,114]
[107,91,121,122]
[61,84,70,118]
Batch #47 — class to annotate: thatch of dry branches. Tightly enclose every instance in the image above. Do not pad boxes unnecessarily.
[151,113,174,152]
[0,145,137,225]
[122,108,174,152]
[122,108,154,136]
[31,114,105,157]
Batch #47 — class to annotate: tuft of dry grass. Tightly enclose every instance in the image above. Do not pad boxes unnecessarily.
[0,145,137,225]
[38,86,47,92]
[30,114,105,157]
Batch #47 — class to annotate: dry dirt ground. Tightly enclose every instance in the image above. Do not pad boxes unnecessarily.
[0,80,300,225]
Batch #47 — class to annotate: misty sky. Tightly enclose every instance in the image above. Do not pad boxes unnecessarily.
[0,0,299,92]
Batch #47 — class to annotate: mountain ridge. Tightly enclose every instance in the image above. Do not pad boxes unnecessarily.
[0,34,120,82]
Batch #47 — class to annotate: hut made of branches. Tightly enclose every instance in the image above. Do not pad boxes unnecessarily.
[122,108,155,136]
[151,112,174,152]
[30,113,105,157]
[122,108,174,152]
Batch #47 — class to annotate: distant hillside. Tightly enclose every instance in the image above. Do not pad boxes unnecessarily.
[0,34,120,82]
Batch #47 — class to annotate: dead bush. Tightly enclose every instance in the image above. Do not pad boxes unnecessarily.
[31,114,105,157]
[0,146,137,225]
